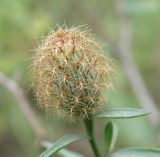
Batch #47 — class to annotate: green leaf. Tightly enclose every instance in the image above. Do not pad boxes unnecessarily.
[41,141,85,157]
[59,149,85,157]
[96,108,149,119]
[39,135,86,157]
[111,148,160,157]
[104,122,118,152]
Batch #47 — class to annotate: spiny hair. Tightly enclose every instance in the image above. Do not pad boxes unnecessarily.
[32,26,113,121]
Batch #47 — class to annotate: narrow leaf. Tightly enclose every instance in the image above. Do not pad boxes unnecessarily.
[96,108,149,119]
[39,135,86,157]
[111,148,160,157]
[41,141,85,157]
[104,122,118,152]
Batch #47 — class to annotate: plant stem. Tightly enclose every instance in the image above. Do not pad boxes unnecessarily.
[84,118,101,157]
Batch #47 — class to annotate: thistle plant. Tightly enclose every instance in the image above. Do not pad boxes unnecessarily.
[32,26,112,121]
[32,26,160,157]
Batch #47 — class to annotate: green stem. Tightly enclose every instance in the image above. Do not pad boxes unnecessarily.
[84,118,101,157]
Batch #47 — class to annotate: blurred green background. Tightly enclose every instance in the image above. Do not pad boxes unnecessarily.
[0,0,160,156]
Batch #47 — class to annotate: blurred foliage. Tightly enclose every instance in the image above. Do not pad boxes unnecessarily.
[0,0,160,156]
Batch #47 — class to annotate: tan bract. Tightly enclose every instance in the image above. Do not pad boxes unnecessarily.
[32,26,113,121]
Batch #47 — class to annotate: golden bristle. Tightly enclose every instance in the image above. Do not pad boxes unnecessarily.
[32,26,113,121]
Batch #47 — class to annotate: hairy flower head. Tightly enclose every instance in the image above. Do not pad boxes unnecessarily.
[32,26,113,121]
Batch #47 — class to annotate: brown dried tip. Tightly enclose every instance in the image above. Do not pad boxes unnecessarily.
[32,26,113,121]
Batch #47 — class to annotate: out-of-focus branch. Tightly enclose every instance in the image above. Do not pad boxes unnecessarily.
[115,0,160,126]
[72,0,160,127]
[0,73,46,141]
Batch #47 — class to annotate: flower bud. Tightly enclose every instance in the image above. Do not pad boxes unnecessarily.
[32,26,113,121]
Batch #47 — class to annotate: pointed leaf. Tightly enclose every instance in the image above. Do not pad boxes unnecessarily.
[41,141,85,157]
[96,108,149,119]
[39,135,86,157]
[104,122,118,152]
[111,148,160,157]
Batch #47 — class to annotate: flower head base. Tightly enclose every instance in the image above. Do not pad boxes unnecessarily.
[32,26,113,121]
